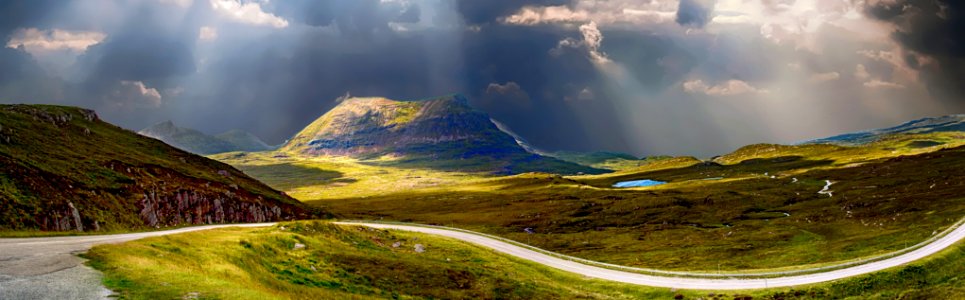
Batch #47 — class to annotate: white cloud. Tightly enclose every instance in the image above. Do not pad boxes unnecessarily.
[115,81,163,107]
[711,14,753,25]
[683,79,768,96]
[854,64,870,80]
[502,1,677,26]
[579,22,610,64]
[210,0,289,28]
[863,80,905,89]
[503,5,588,25]
[5,28,106,52]
[714,0,891,52]
[549,22,611,65]
[810,71,840,83]
[199,26,218,41]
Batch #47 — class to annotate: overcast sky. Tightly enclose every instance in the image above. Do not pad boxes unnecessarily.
[1,0,962,156]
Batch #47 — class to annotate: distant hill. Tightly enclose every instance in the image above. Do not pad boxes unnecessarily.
[215,129,273,152]
[806,114,965,145]
[0,105,314,232]
[139,121,273,155]
[280,94,605,175]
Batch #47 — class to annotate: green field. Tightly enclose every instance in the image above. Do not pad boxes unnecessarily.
[85,221,965,299]
[215,133,965,272]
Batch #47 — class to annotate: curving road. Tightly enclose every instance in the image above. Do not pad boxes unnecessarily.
[0,219,962,299]
[335,220,965,290]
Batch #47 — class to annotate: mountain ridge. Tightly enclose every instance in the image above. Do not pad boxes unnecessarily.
[805,114,965,145]
[280,95,605,174]
[139,121,274,155]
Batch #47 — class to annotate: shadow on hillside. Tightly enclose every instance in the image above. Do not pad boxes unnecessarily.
[237,163,354,189]
[584,156,835,187]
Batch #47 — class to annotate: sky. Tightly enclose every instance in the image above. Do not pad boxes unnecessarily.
[0,0,963,157]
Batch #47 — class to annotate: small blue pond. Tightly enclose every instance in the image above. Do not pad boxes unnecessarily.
[612,179,667,188]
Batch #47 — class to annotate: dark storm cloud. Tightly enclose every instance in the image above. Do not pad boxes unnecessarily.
[266,0,420,37]
[2,0,960,157]
[866,0,965,105]
[0,1,60,36]
[676,0,716,28]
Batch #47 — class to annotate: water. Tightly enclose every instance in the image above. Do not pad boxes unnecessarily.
[612,179,667,188]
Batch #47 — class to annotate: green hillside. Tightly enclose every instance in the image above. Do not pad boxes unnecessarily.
[279,94,604,175]
[309,134,965,271]
[85,221,965,299]
[0,105,315,233]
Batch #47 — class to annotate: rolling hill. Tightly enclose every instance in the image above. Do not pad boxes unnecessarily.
[279,94,603,174]
[806,114,965,145]
[0,105,314,232]
[139,121,273,155]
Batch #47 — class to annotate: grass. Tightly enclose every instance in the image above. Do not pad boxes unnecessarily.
[230,133,965,271]
[85,221,965,299]
[85,221,682,299]
[209,151,493,200]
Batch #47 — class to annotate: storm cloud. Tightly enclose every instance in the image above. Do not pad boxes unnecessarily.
[865,0,965,105]
[0,0,962,157]
[676,0,715,28]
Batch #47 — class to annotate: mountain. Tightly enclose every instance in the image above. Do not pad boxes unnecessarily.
[280,94,605,174]
[139,121,273,155]
[215,129,273,152]
[0,105,314,232]
[806,114,965,145]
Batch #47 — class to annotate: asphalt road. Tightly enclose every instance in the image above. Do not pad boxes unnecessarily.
[0,219,962,299]
[337,221,965,290]
[0,223,275,300]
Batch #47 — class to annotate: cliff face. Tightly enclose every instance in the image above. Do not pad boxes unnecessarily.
[280,95,605,174]
[0,105,314,232]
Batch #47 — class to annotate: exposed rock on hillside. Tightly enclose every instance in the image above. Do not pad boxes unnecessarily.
[0,105,315,232]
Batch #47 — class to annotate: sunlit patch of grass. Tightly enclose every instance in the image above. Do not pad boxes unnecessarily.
[87,221,965,299]
[303,142,965,271]
[85,222,682,299]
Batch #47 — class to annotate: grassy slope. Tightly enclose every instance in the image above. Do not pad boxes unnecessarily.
[86,221,965,299]
[294,133,965,271]
[278,96,603,175]
[0,105,310,232]
[85,221,679,300]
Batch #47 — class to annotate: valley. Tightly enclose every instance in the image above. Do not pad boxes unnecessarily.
[3,102,964,299]
[219,131,965,272]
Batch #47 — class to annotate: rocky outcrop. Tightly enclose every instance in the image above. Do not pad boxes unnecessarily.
[138,188,289,227]
[0,104,315,232]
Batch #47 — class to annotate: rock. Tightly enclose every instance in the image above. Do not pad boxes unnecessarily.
[67,201,83,232]
[414,244,425,253]
[217,170,230,177]
[392,241,402,248]
[293,243,306,250]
